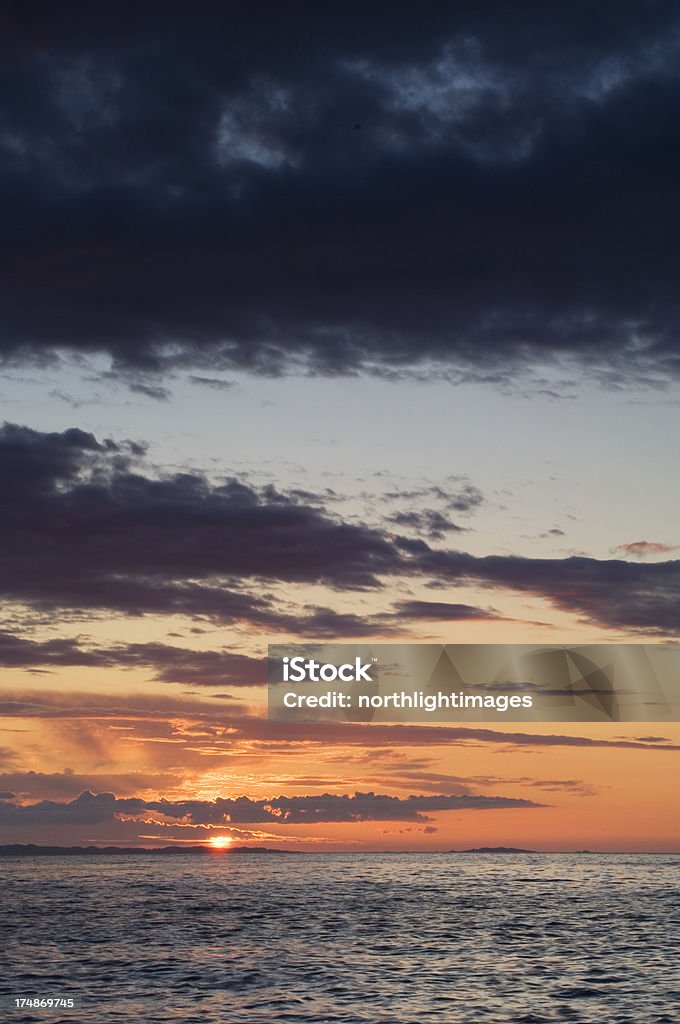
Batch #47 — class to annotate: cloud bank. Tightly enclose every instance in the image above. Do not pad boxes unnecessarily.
[0,789,540,827]
[2,4,680,385]
[1,423,678,641]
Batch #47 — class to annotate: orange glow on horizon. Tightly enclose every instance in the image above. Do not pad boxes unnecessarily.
[208,835,234,849]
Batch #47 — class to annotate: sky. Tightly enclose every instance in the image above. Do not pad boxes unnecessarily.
[0,2,679,852]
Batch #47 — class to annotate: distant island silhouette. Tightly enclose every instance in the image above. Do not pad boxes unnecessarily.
[0,845,668,856]
[0,844,290,856]
[457,847,537,853]
[1,844,543,856]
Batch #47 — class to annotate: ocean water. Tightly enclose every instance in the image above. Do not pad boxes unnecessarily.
[1,853,678,1024]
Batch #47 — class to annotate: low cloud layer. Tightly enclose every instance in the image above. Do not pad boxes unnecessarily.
[0,788,540,828]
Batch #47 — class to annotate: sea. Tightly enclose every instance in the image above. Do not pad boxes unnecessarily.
[1,853,678,1024]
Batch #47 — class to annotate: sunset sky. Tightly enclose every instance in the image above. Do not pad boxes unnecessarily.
[1,4,679,852]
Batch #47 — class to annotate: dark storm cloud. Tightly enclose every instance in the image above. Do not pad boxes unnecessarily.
[0,789,540,827]
[1,423,679,635]
[418,550,680,634]
[2,4,680,382]
[0,423,402,623]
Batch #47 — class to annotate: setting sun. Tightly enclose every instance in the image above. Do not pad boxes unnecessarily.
[208,836,233,850]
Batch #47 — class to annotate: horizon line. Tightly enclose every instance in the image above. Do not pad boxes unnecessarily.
[1,843,678,855]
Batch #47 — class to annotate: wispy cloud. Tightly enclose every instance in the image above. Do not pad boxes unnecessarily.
[613,541,679,558]
[1,691,678,752]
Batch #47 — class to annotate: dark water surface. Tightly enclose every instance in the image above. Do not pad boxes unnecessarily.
[1,853,678,1023]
